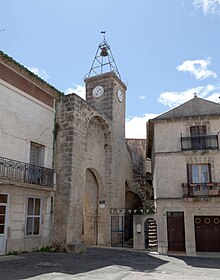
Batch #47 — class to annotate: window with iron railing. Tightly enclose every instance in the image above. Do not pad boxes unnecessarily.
[0,156,53,187]
[181,126,219,151]
[182,163,220,197]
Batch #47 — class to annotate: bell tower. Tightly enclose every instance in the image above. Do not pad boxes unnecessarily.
[84,33,127,137]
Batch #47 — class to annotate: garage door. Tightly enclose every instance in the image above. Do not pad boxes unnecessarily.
[195,216,220,252]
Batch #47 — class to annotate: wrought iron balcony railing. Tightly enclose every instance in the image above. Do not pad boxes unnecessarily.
[181,134,219,151]
[182,182,220,198]
[0,156,54,187]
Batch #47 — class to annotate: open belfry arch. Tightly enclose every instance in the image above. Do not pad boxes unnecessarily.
[53,34,134,252]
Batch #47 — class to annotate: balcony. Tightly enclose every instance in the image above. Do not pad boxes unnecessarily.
[181,134,219,151]
[182,183,220,198]
[0,156,54,187]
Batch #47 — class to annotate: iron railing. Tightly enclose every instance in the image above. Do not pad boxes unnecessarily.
[182,182,220,198]
[0,156,54,187]
[181,134,219,151]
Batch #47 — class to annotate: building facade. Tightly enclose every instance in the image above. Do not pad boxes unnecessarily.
[147,96,220,255]
[0,51,60,255]
[0,42,152,255]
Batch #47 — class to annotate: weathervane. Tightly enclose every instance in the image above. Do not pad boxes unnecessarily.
[101,30,106,39]
[85,31,121,78]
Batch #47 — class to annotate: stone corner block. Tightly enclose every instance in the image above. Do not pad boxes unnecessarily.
[66,243,87,254]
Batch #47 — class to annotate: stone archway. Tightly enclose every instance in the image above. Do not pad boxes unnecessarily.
[125,188,143,247]
[83,169,99,245]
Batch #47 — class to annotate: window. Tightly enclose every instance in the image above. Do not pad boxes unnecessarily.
[187,164,211,183]
[190,126,206,150]
[26,197,41,236]
[30,142,45,167]
[29,142,45,184]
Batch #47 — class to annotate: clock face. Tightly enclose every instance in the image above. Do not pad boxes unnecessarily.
[92,85,104,98]
[117,89,123,102]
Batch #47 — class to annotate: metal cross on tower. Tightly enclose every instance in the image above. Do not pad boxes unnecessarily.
[85,31,121,78]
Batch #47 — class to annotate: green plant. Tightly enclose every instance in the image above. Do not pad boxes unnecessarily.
[33,246,53,252]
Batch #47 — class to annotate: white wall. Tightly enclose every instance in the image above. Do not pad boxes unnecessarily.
[1,186,52,253]
[154,121,185,153]
[154,154,186,198]
[0,80,55,168]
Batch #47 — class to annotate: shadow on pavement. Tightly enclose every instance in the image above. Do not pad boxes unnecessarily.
[0,247,167,280]
[170,255,220,270]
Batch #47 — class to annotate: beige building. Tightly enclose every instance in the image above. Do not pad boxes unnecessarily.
[147,96,220,255]
[0,51,60,255]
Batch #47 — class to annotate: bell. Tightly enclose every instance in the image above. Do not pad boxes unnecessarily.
[100,47,108,57]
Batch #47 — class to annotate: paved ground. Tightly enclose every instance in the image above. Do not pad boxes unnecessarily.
[0,247,220,280]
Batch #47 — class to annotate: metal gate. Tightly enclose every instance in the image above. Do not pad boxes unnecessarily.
[111,215,133,247]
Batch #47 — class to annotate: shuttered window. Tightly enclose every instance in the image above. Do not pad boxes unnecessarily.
[187,164,211,183]
[30,142,44,167]
[190,126,206,150]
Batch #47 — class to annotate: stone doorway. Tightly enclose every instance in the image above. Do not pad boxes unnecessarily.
[144,218,158,250]
[83,169,99,245]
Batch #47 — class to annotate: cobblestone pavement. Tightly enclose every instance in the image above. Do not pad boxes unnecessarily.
[0,247,220,280]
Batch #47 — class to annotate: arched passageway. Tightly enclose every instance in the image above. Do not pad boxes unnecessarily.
[124,190,143,247]
[83,169,99,245]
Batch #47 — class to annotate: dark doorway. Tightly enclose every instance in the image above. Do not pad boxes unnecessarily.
[167,212,186,252]
[125,190,143,247]
[195,216,220,252]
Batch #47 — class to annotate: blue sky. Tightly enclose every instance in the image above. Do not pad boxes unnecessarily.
[1,0,220,138]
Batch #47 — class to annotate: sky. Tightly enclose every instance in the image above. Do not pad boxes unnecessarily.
[1,0,220,138]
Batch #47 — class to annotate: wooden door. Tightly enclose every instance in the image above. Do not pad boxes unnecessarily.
[195,216,220,252]
[167,212,186,252]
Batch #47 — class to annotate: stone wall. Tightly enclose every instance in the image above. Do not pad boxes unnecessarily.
[53,90,133,249]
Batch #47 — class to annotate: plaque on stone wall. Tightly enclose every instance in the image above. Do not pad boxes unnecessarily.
[99,200,105,208]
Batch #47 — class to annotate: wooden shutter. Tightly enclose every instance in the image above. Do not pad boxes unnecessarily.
[187,164,192,183]
[208,163,212,183]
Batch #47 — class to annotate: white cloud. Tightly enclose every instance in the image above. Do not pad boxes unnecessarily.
[193,0,220,15]
[138,95,146,100]
[177,58,217,80]
[27,66,49,80]
[65,85,86,100]
[125,113,159,139]
[158,84,220,108]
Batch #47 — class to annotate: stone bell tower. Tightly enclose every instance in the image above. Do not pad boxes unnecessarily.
[53,33,133,252]
[84,33,127,139]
